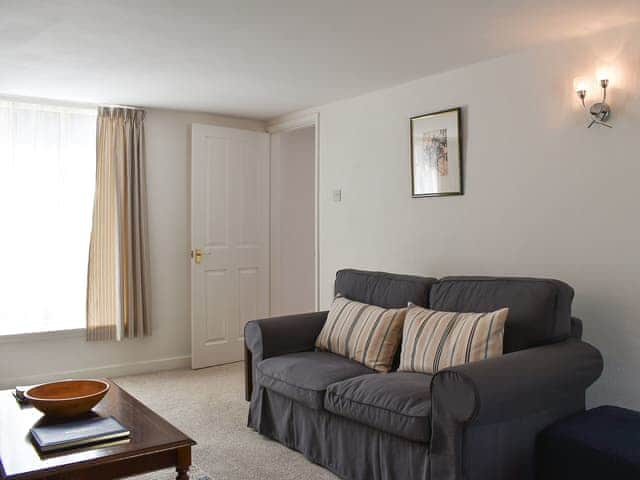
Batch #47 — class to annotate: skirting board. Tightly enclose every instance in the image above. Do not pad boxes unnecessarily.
[0,355,191,389]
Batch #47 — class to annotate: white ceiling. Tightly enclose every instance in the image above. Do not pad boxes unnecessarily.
[1,1,639,119]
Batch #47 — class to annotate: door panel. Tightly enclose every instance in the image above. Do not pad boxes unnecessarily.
[191,124,269,369]
[205,137,228,247]
[237,267,259,338]
[204,269,231,343]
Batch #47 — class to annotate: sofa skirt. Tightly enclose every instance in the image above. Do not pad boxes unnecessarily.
[249,386,430,480]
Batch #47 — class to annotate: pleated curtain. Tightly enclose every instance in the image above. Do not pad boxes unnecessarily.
[86,107,150,341]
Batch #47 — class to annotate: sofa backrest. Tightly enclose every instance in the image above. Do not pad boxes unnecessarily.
[335,269,437,308]
[430,276,574,353]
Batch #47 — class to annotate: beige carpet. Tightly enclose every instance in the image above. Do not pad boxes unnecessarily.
[115,363,337,480]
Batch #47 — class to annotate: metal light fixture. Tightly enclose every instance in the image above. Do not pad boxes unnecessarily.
[574,70,612,128]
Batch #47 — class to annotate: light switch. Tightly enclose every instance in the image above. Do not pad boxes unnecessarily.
[332,189,342,202]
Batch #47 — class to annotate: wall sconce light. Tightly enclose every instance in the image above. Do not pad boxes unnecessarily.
[573,72,612,128]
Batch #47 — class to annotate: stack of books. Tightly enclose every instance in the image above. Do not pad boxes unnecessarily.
[30,416,130,453]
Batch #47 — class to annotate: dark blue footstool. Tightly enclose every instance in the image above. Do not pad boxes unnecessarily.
[537,406,640,479]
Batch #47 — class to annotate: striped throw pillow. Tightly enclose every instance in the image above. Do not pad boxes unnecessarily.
[315,296,407,372]
[398,305,509,374]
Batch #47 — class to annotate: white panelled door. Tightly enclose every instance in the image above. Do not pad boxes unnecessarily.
[190,124,270,369]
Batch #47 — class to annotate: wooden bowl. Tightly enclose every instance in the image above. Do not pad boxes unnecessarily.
[25,380,110,418]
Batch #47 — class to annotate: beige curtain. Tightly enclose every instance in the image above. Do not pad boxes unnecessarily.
[86,107,150,341]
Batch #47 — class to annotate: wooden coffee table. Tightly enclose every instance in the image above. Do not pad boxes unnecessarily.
[0,380,196,479]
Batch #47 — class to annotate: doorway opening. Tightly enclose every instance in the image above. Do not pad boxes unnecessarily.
[269,117,318,316]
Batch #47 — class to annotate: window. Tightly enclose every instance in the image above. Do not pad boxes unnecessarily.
[0,100,96,336]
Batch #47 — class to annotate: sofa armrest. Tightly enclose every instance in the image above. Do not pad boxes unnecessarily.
[244,311,329,400]
[431,339,603,424]
[430,339,603,479]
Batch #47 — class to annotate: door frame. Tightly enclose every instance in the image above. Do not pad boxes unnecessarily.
[267,113,320,312]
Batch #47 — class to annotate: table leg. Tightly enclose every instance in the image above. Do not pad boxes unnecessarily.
[176,468,189,480]
[176,446,191,480]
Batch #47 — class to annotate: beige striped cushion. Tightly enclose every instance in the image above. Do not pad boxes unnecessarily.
[398,306,509,374]
[315,296,407,372]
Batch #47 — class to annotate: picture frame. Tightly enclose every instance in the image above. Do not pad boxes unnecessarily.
[410,107,463,197]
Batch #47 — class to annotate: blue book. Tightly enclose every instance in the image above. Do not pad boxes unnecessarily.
[30,416,130,452]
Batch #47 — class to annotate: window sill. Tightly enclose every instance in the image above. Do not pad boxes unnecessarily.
[0,328,86,344]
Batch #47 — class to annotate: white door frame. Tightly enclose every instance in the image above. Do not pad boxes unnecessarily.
[267,113,320,311]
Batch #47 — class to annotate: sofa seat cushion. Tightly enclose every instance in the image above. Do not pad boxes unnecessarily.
[256,351,374,410]
[325,372,432,443]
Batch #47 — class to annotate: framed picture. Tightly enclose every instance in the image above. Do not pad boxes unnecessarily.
[410,107,462,197]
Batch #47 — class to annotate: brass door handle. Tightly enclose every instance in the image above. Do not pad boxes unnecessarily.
[191,248,203,264]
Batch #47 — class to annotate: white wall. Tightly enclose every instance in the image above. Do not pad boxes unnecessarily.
[0,108,264,388]
[272,23,640,408]
[270,126,316,316]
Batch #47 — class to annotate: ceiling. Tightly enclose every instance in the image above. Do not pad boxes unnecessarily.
[1,1,639,119]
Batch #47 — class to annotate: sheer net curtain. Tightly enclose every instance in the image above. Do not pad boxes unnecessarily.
[86,107,150,341]
[0,100,96,335]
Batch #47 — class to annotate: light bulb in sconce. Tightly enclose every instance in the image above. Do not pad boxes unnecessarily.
[573,77,589,95]
[596,67,611,84]
[573,77,589,106]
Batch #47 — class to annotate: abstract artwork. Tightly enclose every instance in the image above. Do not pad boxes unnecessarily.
[410,108,462,197]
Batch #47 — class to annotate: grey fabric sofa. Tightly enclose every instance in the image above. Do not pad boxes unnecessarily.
[244,269,603,480]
